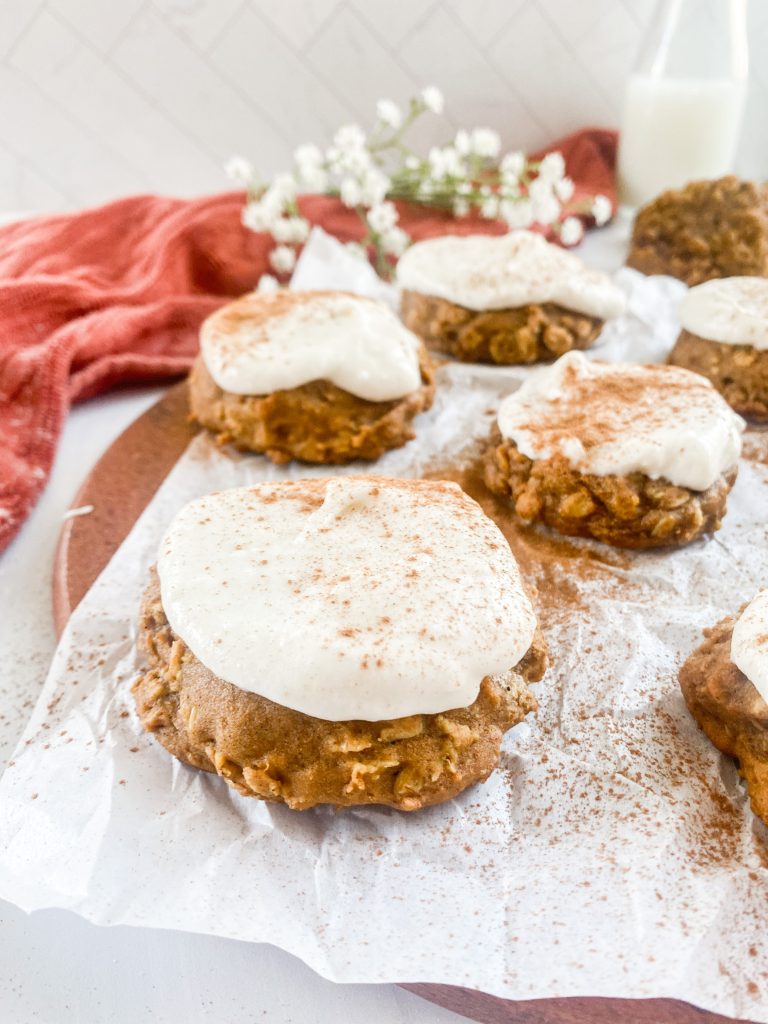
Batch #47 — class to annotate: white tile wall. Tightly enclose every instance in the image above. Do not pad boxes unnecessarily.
[0,0,765,214]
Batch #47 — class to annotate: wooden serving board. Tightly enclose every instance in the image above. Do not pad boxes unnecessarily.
[53,382,756,1024]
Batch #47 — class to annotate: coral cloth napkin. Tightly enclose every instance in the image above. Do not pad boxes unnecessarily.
[0,127,617,554]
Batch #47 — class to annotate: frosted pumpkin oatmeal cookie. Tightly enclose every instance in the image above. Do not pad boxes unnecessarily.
[483,351,744,549]
[189,290,435,464]
[627,176,768,285]
[134,477,547,811]
[397,231,625,365]
[680,592,768,826]
[669,277,768,421]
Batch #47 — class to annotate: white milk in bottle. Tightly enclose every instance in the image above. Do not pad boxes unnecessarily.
[617,0,748,208]
[618,76,746,207]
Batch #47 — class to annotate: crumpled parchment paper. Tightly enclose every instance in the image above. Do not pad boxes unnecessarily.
[1,229,766,1022]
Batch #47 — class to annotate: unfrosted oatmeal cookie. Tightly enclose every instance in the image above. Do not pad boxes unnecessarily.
[627,176,768,285]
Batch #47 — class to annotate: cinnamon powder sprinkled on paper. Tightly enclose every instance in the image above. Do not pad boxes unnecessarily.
[427,443,767,873]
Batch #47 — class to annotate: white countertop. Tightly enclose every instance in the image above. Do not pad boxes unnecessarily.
[0,224,626,1024]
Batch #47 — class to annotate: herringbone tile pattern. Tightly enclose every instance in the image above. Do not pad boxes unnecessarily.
[1,0,764,213]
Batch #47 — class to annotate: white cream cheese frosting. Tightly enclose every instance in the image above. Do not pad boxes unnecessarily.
[200,290,423,402]
[157,477,538,722]
[395,230,626,319]
[496,351,744,492]
[731,590,768,703]
[679,277,768,349]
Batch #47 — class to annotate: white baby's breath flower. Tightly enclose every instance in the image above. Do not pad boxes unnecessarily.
[457,181,472,195]
[554,176,575,202]
[270,218,294,243]
[481,195,500,219]
[340,176,363,207]
[500,151,525,182]
[367,201,398,234]
[327,124,370,176]
[269,244,297,274]
[429,145,464,180]
[454,129,471,156]
[538,151,566,183]
[453,198,469,218]
[500,182,523,203]
[528,177,553,204]
[271,172,297,201]
[288,216,310,243]
[420,85,444,114]
[376,98,402,129]
[333,123,366,153]
[225,155,254,185]
[241,201,274,232]
[294,145,327,190]
[257,273,280,293]
[470,127,501,159]
[299,167,328,192]
[592,194,612,226]
[532,193,561,226]
[405,155,420,171]
[560,216,584,246]
[345,242,367,260]
[500,198,534,229]
[347,149,372,176]
[381,226,409,257]
[260,178,295,218]
[359,167,390,207]
[272,216,310,244]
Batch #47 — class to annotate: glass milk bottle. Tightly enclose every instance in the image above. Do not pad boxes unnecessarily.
[617,0,749,207]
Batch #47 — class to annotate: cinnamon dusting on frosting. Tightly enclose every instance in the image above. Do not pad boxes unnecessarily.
[395,230,626,318]
[157,477,538,721]
[200,290,423,402]
[496,351,744,491]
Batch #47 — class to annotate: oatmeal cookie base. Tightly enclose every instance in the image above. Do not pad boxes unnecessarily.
[133,572,547,811]
[188,349,435,464]
[400,289,602,365]
[669,329,768,422]
[679,612,768,826]
[483,433,736,549]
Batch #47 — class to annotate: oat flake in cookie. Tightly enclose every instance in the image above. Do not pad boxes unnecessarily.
[679,591,768,827]
[483,351,745,549]
[670,277,768,422]
[189,290,435,464]
[134,477,547,811]
[397,230,625,365]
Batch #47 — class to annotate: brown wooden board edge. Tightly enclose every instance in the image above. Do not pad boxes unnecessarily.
[53,381,196,633]
[51,383,758,1024]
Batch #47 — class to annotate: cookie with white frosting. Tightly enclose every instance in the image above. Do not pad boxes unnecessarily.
[396,231,625,365]
[189,290,435,463]
[679,592,768,827]
[483,351,744,549]
[133,477,547,811]
[670,277,768,421]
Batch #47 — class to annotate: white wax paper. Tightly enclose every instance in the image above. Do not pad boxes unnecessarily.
[1,231,767,1022]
